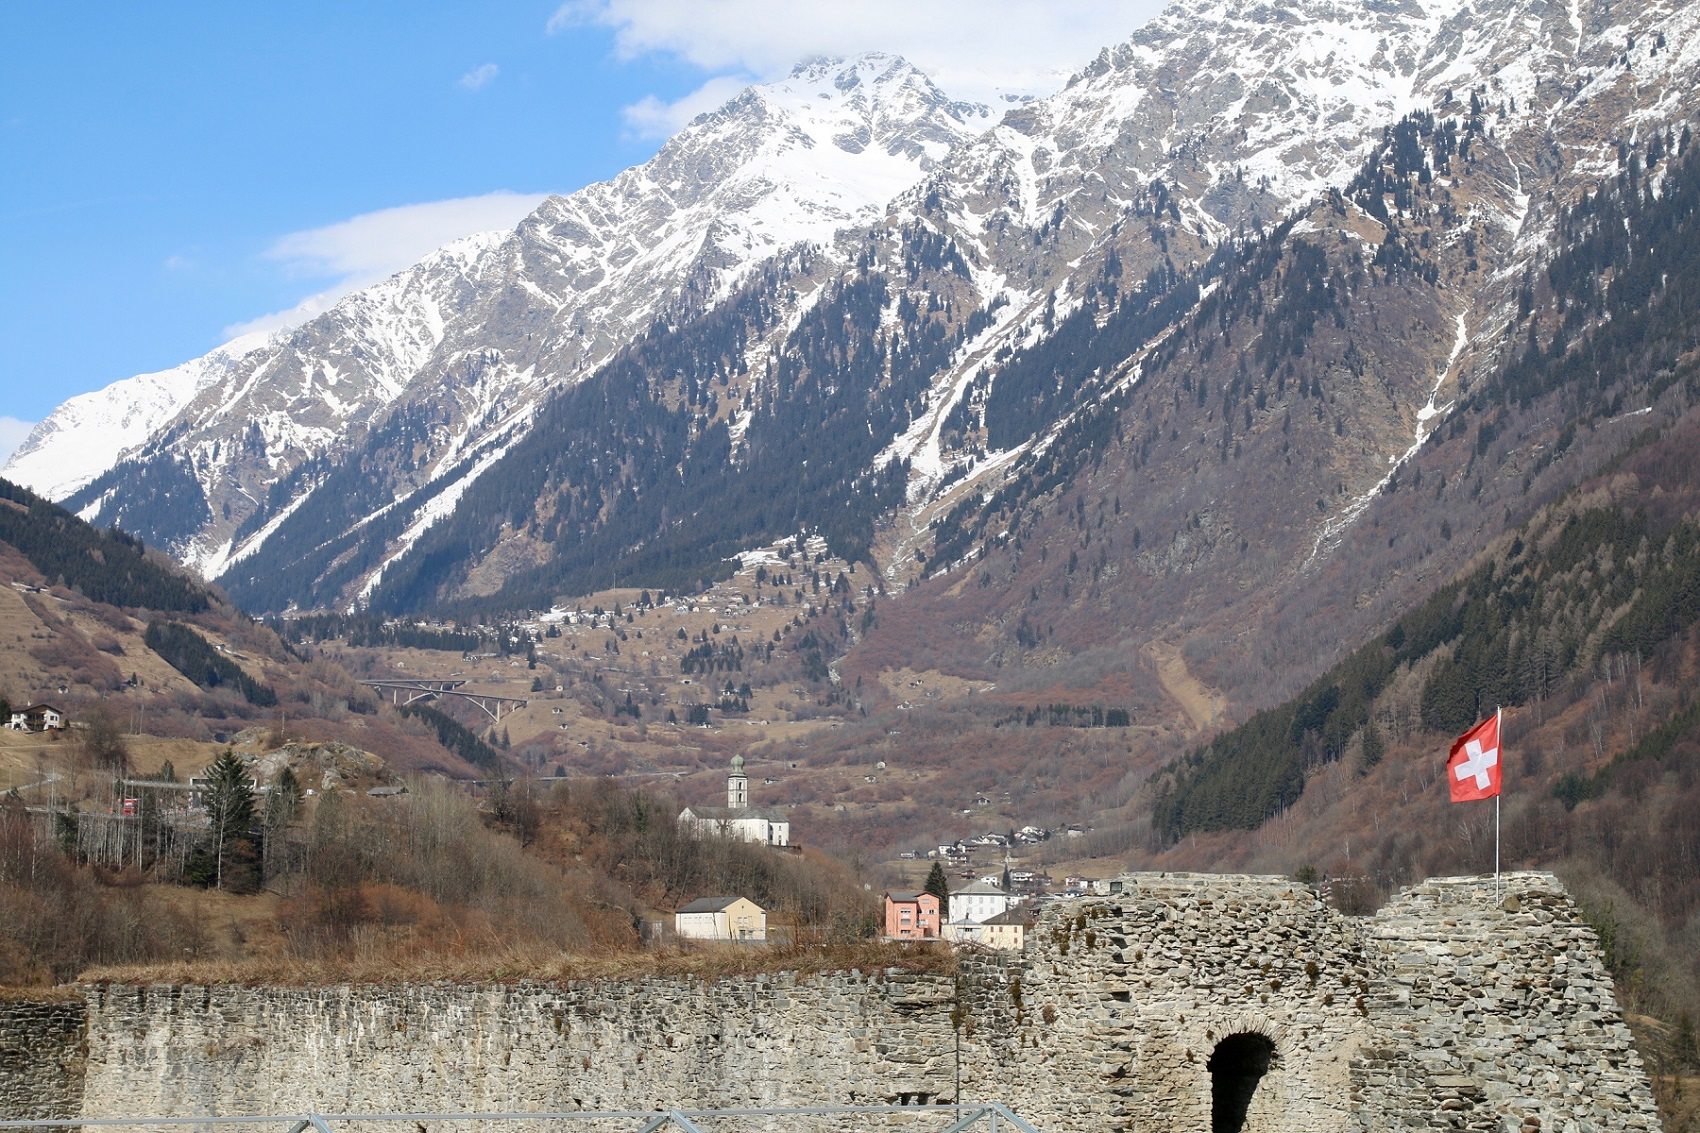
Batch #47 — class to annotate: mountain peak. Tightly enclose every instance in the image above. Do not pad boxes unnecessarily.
[12,43,992,585]
[752,52,996,159]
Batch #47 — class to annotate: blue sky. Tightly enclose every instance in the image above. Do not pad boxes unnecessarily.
[0,1,1160,462]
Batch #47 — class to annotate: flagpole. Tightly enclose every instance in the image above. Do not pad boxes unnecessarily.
[1494,705,1503,903]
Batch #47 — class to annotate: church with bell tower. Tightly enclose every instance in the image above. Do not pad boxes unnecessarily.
[678,754,791,847]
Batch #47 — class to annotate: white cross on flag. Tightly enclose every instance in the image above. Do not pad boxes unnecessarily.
[1447,712,1501,802]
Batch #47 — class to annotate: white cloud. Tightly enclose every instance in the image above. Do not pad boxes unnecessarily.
[0,416,36,467]
[458,62,500,91]
[551,0,1166,114]
[621,74,753,139]
[223,191,551,339]
[222,290,346,341]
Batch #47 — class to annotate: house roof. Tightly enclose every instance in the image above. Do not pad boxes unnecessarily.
[951,880,1008,897]
[983,904,1035,927]
[16,703,62,715]
[885,890,936,903]
[677,896,763,914]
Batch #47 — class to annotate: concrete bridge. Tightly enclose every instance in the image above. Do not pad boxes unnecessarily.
[360,679,527,722]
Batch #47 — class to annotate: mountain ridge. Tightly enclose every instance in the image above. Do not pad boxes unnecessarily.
[7,53,991,582]
[9,0,1700,710]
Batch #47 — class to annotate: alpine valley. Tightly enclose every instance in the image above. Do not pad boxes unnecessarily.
[10,0,1700,1088]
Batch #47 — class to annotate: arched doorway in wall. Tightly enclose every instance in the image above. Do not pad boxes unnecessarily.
[1207,1032,1276,1133]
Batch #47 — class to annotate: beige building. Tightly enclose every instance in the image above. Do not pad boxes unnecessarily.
[942,904,1031,950]
[675,896,767,941]
[979,904,1034,950]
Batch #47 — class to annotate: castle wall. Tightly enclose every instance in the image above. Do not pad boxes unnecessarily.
[0,993,85,1121]
[1352,874,1661,1133]
[74,971,956,1116]
[0,873,1663,1133]
[958,873,1375,1133]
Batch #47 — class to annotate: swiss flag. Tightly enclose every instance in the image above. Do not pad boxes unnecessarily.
[1447,712,1502,802]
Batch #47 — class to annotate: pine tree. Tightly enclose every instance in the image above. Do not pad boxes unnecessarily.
[924,860,951,920]
[262,766,302,885]
[194,749,257,891]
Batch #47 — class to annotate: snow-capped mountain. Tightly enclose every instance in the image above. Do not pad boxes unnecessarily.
[4,331,275,502]
[5,53,991,576]
[10,0,1700,640]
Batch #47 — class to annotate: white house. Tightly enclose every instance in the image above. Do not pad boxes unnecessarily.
[675,895,767,941]
[678,754,791,846]
[949,879,1014,925]
[6,704,66,732]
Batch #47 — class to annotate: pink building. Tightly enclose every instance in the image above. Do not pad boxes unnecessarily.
[883,890,942,939]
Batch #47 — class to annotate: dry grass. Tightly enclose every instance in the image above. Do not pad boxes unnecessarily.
[0,983,83,1002]
[80,938,958,988]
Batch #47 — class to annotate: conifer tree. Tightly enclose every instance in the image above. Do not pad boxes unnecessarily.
[924,861,951,920]
[192,750,257,891]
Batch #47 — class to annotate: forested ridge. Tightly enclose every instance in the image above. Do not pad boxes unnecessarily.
[1155,123,1700,842]
[222,225,996,617]
[61,450,211,555]
[0,476,209,613]
[1153,500,1700,839]
[143,621,278,707]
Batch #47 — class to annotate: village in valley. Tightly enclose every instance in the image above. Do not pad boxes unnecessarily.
[670,749,1101,948]
[0,539,1110,958]
[3,677,1101,956]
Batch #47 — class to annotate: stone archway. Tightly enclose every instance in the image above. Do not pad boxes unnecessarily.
[1207,1032,1276,1133]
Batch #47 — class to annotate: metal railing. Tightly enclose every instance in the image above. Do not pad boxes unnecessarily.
[0,1103,1041,1133]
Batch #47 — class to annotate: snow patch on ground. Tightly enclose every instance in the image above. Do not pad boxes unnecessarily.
[352,433,529,611]
[1306,309,1469,567]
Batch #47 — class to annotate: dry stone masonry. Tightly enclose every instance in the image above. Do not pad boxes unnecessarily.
[0,872,1661,1133]
[957,871,1377,1131]
[1352,876,1659,1133]
[0,994,83,1122]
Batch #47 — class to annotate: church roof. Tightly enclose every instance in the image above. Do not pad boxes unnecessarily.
[680,805,788,822]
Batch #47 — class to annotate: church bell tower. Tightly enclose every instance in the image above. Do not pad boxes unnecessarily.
[727,754,749,810]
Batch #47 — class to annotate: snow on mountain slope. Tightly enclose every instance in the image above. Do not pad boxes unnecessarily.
[854,0,1700,589]
[3,331,273,500]
[33,54,991,585]
[854,0,1481,515]
[26,0,1700,619]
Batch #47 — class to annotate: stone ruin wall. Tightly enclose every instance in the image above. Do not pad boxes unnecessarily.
[1353,875,1660,1133]
[0,872,1663,1133]
[72,971,956,1117]
[958,871,1377,1133]
[0,994,84,1121]
[961,871,1661,1133]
